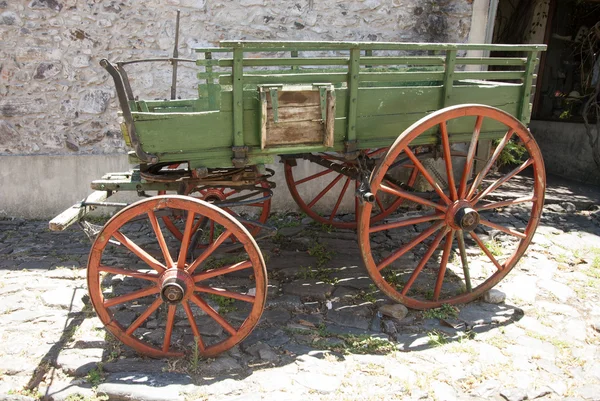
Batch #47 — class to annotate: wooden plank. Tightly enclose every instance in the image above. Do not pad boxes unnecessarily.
[360,57,445,66]
[268,90,320,108]
[456,57,527,66]
[220,40,547,52]
[260,88,267,150]
[519,52,538,124]
[218,57,349,67]
[359,71,444,82]
[453,71,526,80]
[264,120,324,146]
[49,191,109,231]
[267,105,322,122]
[232,48,244,147]
[219,73,348,85]
[441,50,457,108]
[324,89,336,147]
[347,48,360,143]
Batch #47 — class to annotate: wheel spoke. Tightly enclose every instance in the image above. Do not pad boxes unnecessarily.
[182,301,205,351]
[402,147,451,205]
[479,219,527,239]
[472,158,534,204]
[469,231,504,271]
[466,129,514,200]
[148,210,175,268]
[186,229,233,274]
[476,196,537,211]
[369,213,443,233]
[307,173,344,208]
[458,115,484,199]
[433,231,454,301]
[194,286,256,303]
[112,231,166,274]
[401,228,448,296]
[190,294,237,336]
[456,230,472,293]
[193,260,252,282]
[177,211,196,269]
[329,177,351,222]
[125,297,163,335]
[99,265,159,282]
[377,221,445,271]
[380,183,446,212]
[162,304,176,352]
[295,168,334,185]
[440,121,458,201]
[104,286,160,308]
[374,194,386,214]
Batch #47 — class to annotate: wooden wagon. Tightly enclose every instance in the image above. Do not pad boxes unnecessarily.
[50,39,546,358]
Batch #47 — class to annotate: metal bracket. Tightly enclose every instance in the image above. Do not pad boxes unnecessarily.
[344,140,359,160]
[232,145,249,168]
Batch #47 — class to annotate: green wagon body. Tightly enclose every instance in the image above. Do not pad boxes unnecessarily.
[118,41,544,170]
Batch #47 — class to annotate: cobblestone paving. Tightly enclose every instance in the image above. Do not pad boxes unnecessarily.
[1,179,600,401]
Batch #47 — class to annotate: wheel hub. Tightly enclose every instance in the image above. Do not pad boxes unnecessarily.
[159,269,194,304]
[454,207,479,231]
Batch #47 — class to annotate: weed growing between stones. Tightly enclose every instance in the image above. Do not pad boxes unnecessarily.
[7,387,42,399]
[206,293,237,314]
[426,330,448,347]
[421,303,458,320]
[188,336,201,373]
[297,265,338,285]
[86,363,104,387]
[307,241,334,268]
[483,239,503,257]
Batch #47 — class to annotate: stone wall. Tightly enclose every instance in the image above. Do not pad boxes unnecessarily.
[0,0,473,156]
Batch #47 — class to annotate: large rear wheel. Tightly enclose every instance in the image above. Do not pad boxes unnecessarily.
[358,104,545,309]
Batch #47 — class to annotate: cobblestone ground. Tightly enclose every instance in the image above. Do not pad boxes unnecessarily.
[1,178,600,401]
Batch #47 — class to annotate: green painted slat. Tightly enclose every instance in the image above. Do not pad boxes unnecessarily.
[441,50,457,108]
[360,57,445,66]
[194,48,233,53]
[453,71,526,80]
[195,59,221,67]
[359,71,444,82]
[218,73,348,85]
[220,40,547,52]
[519,52,538,124]
[346,48,360,143]
[232,48,244,147]
[456,57,527,66]
[217,58,349,67]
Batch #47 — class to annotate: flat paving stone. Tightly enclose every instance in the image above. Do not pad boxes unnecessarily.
[97,372,192,401]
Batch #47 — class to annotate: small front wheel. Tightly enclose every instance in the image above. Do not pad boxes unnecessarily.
[87,195,267,358]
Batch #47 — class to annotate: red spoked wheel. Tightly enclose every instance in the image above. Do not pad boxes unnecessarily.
[284,149,420,229]
[358,104,545,309]
[159,182,271,246]
[88,195,267,358]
